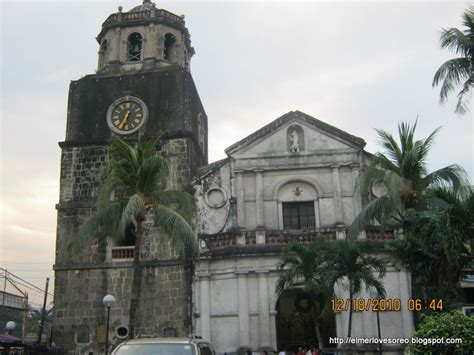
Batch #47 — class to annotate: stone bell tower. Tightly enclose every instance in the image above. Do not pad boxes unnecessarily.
[96,0,194,75]
[53,1,207,352]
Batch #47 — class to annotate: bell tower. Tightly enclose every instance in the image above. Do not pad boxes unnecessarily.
[97,0,194,74]
[53,1,207,351]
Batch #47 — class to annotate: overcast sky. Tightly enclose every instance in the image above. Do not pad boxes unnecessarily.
[1,0,473,305]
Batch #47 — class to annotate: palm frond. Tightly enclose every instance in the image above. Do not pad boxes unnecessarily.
[374,129,402,165]
[137,155,169,196]
[68,202,123,254]
[153,205,198,258]
[433,58,471,102]
[348,195,393,238]
[156,190,195,223]
[440,28,472,56]
[118,194,146,240]
[422,164,467,191]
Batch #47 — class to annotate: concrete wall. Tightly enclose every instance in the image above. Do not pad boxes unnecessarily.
[193,113,413,353]
[193,254,414,354]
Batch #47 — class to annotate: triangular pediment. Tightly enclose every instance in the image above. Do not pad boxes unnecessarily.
[225,111,366,158]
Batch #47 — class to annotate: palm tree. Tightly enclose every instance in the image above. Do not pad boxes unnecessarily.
[387,186,474,307]
[328,240,386,338]
[28,307,53,336]
[276,239,334,349]
[69,134,197,336]
[349,120,466,237]
[432,6,474,114]
[276,239,386,342]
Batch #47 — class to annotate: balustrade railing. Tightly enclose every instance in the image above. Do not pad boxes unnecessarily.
[199,227,394,251]
[111,246,135,260]
[102,9,184,28]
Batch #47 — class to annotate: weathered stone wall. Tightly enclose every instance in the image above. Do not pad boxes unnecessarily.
[54,136,197,352]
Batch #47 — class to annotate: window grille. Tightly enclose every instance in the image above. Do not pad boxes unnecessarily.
[282,201,315,229]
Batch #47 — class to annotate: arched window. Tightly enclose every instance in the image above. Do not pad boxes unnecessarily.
[277,180,320,230]
[98,40,108,69]
[164,33,176,61]
[127,33,142,62]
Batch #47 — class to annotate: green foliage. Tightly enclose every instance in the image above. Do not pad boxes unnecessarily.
[276,239,333,297]
[349,120,466,238]
[328,240,386,298]
[277,239,386,339]
[387,187,474,306]
[69,134,197,259]
[408,311,474,354]
[433,6,474,114]
[27,307,53,336]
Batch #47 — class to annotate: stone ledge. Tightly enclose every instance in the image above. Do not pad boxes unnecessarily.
[54,258,184,271]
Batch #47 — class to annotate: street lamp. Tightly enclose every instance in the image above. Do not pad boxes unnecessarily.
[6,321,16,335]
[5,321,16,355]
[103,294,116,355]
[370,290,382,355]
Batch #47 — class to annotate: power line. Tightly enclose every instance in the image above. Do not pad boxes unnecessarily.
[2,262,54,264]
[6,277,54,298]
[1,268,54,298]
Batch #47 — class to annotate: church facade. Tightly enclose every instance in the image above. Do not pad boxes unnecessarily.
[53,1,414,354]
[192,111,414,353]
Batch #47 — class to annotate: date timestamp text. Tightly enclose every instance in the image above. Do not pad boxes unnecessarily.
[331,298,443,312]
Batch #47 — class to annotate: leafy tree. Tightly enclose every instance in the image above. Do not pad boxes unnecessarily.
[387,187,474,306]
[69,134,197,336]
[276,239,334,349]
[328,239,386,338]
[277,239,386,341]
[408,311,474,354]
[28,307,53,336]
[433,6,474,114]
[350,120,466,237]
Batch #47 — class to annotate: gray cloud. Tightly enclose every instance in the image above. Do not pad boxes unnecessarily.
[1,0,472,297]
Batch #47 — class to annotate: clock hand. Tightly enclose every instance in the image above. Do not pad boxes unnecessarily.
[119,111,131,129]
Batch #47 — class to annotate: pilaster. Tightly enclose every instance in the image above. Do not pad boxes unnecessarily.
[257,270,271,348]
[199,273,211,341]
[235,170,245,228]
[236,271,250,347]
[255,169,264,227]
[331,164,344,224]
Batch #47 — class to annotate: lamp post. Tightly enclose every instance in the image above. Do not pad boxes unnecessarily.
[103,294,116,355]
[370,290,382,355]
[5,321,16,335]
[5,322,16,355]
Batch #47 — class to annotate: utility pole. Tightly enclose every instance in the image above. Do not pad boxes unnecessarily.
[23,293,29,337]
[37,277,49,344]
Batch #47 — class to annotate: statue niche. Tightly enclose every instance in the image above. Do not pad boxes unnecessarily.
[287,125,305,153]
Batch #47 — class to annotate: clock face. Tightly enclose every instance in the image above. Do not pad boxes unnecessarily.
[106,96,148,135]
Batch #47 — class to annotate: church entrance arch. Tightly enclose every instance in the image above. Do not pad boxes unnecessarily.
[275,288,336,351]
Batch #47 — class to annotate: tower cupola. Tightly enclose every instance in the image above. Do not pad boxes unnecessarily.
[96,0,194,74]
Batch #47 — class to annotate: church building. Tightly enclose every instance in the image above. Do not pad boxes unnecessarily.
[192,111,414,353]
[53,1,414,354]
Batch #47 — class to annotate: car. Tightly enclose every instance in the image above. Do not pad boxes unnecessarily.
[111,336,216,355]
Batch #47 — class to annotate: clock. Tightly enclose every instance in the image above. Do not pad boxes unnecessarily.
[106,96,148,135]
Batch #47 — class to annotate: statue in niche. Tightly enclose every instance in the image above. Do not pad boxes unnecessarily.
[290,130,300,152]
[290,310,305,343]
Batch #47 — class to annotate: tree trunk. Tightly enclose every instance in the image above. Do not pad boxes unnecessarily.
[314,318,324,351]
[348,286,354,338]
[128,222,143,338]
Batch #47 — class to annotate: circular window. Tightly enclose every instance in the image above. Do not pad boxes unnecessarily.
[204,187,227,208]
